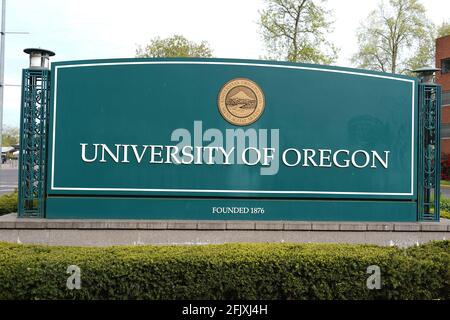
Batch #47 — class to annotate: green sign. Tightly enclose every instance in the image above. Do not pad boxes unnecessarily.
[46,58,419,221]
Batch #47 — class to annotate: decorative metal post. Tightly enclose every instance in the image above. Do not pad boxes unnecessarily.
[18,48,54,218]
[413,67,441,221]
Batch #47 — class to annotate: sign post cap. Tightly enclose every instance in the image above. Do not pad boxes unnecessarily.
[23,48,55,56]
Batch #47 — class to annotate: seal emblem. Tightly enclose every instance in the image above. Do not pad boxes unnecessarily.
[218,78,265,126]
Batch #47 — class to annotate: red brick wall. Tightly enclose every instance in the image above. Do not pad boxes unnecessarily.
[441,106,450,123]
[436,35,450,92]
[437,36,450,157]
[442,139,450,155]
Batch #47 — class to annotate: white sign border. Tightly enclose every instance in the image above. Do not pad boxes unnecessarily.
[50,61,416,196]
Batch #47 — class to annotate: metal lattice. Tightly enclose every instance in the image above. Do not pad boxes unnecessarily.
[18,69,50,218]
[418,84,441,221]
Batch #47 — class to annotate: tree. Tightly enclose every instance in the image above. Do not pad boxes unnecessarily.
[352,0,434,74]
[258,0,338,64]
[136,35,213,58]
[437,21,450,38]
[1,126,19,146]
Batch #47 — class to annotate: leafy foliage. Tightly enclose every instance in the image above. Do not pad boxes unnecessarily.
[352,0,434,74]
[259,0,338,64]
[136,35,213,58]
[1,126,19,146]
[437,21,450,38]
[0,241,448,299]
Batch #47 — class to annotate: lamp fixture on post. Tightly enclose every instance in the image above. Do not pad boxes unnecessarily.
[23,48,55,70]
[412,67,441,84]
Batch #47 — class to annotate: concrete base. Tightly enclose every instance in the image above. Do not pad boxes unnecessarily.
[0,213,449,247]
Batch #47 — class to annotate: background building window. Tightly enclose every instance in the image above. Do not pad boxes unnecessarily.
[442,58,450,74]
[443,91,450,106]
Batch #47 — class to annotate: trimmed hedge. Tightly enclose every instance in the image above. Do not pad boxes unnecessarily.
[0,241,448,300]
[0,192,17,215]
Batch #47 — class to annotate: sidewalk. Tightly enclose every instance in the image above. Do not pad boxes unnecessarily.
[0,161,18,169]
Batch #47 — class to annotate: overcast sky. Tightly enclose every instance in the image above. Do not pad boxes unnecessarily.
[1,0,449,127]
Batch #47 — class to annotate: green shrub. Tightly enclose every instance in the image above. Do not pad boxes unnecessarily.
[441,197,450,212]
[0,191,18,215]
[440,198,450,219]
[0,241,448,300]
[442,210,450,219]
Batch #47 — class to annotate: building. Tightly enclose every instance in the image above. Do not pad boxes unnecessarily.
[436,35,450,155]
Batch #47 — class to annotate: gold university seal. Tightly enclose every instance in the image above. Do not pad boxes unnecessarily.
[218,78,265,126]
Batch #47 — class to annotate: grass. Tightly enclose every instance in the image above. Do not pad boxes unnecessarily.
[441,180,450,186]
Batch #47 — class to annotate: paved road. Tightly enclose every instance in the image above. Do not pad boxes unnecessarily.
[0,165,18,195]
